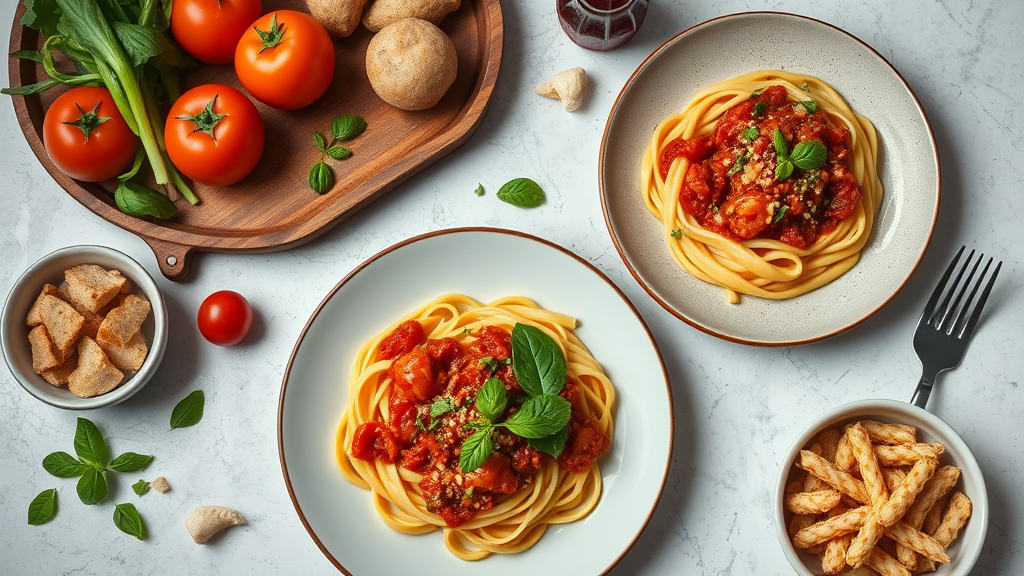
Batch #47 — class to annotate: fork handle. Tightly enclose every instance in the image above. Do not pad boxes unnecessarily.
[911,375,935,409]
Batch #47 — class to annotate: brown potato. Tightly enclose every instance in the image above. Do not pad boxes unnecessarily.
[363,0,460,32]
[307,0,369,37]
[365,18,457,111]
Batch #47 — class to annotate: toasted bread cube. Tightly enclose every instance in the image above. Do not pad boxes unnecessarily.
[38,295,85,357]
[28,325,62,373]
[97,332,148,371]
[58,282,106,338]
[97,294,151,348]
[67,336,124,398]
[41,352,79,386]
[64,264,127,313]
[26,284,60,326]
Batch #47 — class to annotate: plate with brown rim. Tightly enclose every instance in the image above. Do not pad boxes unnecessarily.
[278,227,672,574]
[7,0,502,281]
[600,12,939,346]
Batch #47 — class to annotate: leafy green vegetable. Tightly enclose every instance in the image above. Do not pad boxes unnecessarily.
[326,146,351,160]
[528,426,569,458]
[742,126,759,141]
[309,162,335,194]
[113,503,146,540]
[314,132,327,152]
[170,390,205,430]
[27,488,58,525]
[476,378,507,422]
[115,180,177,219]
[109,452,154,473]
[501,394,571,439]
[331,115,367,141]
[132,479,150,496]
[43,452,88,478]
[74,418,108,468]
[496,178,545,209]
[77,467,107,505]
[459,429,493,474]
[511,324,566,397]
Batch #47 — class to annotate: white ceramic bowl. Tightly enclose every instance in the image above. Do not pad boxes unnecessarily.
[1,245,168,409]
[776,399,988,575]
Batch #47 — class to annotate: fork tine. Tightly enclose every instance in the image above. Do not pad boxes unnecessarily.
[959,259,1001,339]
[918,246,965,329]
[939,251,982,333]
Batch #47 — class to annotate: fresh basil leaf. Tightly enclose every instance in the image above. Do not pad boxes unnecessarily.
[42,452,88,478]
[77,468,107,505]
[27,488,58,525]
[501,394,571,439]
[459,429,493,473]
[10,49,44,63]
[753,101,768,116]
[170,390,205,429]
[474,184,485,197]
[109,452,154,473]
[496,178,545,209]
[727,152,747,176]
[511,323,566,397]
[113,502,146,540]
[790,140,827,171]
[313,131,326,152]
[1,79,61,96]
[476,378,507,422]
[115,181,177,219]
[528,425,569,458]
[331,114,367,141]
[429,398,455,419]
[74,418,107,467]
[742,126,759,141]
[796,100,819,114]
[309,161,334,194]
[326,146,351,160]
[670,229,682,240]
[773,128,789,160]
[775,159,794,181]
[773,205,789,224]
[132,479,150,496]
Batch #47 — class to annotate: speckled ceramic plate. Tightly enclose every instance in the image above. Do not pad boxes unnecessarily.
[278,228,672,575]
[600,12,939,346]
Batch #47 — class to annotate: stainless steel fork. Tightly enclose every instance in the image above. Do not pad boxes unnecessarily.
[911,247,1002,408]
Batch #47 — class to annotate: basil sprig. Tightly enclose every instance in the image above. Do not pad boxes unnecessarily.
[773,128,827,181]
[457,324,573,473]
[27,488,58,525]
[42,418,154,505]
[308,114,366,194]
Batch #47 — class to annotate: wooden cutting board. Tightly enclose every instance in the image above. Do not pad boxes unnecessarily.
[7,0,503,280]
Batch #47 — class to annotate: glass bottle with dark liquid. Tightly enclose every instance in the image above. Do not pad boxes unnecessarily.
[557,0,649,51]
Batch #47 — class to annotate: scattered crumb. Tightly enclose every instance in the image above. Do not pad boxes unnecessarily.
[152,476,170,493]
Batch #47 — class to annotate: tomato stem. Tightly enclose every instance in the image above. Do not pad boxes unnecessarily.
[63,101,110,142]
[253,13,286,53]
[175,94,227,141]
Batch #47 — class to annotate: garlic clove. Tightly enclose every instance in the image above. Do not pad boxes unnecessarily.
[185,506,246,544]
[536,67,588,112]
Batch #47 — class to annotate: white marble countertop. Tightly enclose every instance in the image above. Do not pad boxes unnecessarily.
[1,0,1021,574]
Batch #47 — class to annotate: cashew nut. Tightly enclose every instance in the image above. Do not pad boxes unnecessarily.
[185,506,246,544]
[535,67,588,112]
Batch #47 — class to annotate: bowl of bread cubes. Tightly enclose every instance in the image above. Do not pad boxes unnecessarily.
[2,245,167,409]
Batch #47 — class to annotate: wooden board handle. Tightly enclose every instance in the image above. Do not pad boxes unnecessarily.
[144,237,194,282]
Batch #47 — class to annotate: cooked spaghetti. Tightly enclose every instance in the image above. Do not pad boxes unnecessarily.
[641,70,882,303]
[336,294,615,560]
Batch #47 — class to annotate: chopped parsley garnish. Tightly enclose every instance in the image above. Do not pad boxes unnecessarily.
[670,229,682,240]
[751,88,764,97]
[742,126,760,141]
[801,81,811,93]
[796,100,819,114]
[773,205,789,224]
[753,101,768,117]
[478,357,503,374]
[727,152,748,176]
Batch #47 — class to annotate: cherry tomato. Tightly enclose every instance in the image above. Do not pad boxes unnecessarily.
[197,290,254,346]
[165,84,264,187]
[170,0,263,65]
[42,87,137,182]
[234,10,335,110]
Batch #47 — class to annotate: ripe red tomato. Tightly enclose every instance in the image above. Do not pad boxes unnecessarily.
[235,10,335,110]
[197,290,254,346]
[170,0,263,64]
[165,84,264,186]
[42,87,137,182]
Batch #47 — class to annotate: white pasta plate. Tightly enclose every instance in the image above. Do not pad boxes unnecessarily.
[600,12,940,345]
[278,228,672,574]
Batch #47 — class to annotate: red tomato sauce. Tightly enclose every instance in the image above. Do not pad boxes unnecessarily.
[351,321,610,528]
[658,85,861,249]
